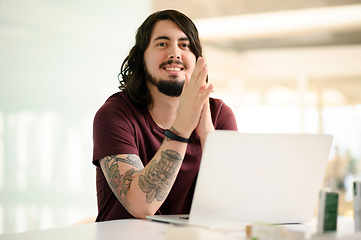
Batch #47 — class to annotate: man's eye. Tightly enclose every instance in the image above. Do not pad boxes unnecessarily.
[157,43,166,47]
[181,43,190,48]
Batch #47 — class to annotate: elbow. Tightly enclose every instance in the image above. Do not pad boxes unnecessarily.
[124,197,158,219]
[129,207,157,219]
[121,186,160,219]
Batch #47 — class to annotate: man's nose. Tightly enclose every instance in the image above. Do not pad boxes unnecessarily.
[168,45,181,60]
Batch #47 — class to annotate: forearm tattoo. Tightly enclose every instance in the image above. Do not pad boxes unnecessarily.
[138,149,182,203]
[101,154,143,210]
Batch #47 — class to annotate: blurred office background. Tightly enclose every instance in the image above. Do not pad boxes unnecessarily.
[0,0,360,234]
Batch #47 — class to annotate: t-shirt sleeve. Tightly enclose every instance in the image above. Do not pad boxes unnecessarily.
[92,103,139,166]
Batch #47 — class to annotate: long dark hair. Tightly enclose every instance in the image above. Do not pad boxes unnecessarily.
[118,9,203,107]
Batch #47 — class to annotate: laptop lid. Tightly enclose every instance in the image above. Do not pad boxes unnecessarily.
[188,131,333,225]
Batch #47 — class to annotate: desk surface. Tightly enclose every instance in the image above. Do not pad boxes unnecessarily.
[0,218,359,240]
[0,219,168,240]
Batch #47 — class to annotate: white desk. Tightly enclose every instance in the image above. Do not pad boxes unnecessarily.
[0,218,359,240]
[0,219,168,240]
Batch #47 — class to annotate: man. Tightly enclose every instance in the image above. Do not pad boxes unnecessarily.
[92,9,238,221]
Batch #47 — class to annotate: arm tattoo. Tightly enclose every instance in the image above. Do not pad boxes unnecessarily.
[103,154,144,170]
[138,149,182,203]
[100,154,143,210]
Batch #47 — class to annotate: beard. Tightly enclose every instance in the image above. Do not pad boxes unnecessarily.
[144,64,185,97]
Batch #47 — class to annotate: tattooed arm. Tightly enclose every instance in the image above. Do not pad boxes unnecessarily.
[99,137,187,218]
[99,154,144,212]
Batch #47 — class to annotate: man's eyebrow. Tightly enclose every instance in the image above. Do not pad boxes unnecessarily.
[179,37,190,41]
[154,36,170,41]
[153,36,190,41]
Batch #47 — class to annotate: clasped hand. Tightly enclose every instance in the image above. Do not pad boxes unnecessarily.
[172,57,215,141]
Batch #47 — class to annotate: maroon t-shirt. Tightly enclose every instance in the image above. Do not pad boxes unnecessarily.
[92,92,238,221]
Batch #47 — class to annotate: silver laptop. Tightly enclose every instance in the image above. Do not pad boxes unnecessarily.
[147,131,333,226]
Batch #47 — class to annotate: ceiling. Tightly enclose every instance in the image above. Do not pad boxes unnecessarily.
[152,0,361,105]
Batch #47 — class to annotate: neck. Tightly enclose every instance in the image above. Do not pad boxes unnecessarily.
[148,84,179,130]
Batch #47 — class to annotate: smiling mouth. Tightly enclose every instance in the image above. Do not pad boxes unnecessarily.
[164,66,184,72]
[160,60,186,73]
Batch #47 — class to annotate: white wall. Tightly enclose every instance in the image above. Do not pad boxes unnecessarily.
[0,0,151,234]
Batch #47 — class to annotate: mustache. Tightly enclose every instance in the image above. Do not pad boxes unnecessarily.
[159,60,188,70]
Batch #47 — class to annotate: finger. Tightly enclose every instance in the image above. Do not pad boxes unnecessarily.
[180,74,192,97]
[199,83,214,102]
[185,72,191,83]
[204,95,210,108]
[195,64,208,91]
[189,57,205,85]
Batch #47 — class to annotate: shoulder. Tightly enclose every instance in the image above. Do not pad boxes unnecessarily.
[95,92,143,121]
[209,97,233,115]
[98,92,136,112]
[209,97,238,130]
[94,92,145,134]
